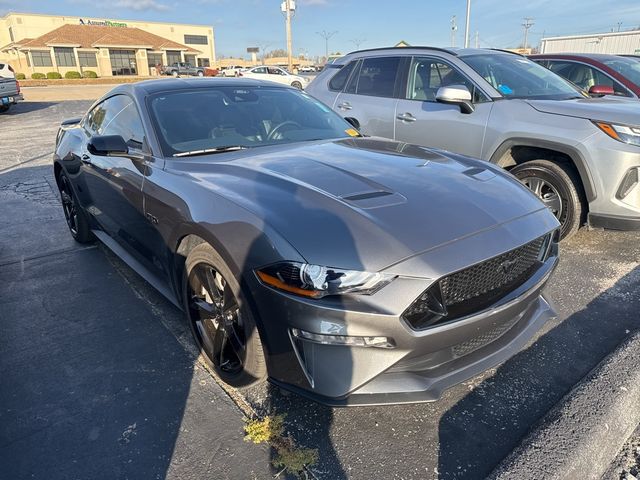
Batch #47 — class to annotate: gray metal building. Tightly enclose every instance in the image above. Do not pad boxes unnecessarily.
[540,30,640,54]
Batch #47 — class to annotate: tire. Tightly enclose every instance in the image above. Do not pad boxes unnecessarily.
[171,70,179,77]
[56,171,94,243]
[183,243,267,389]
[291,81,302,89]
[197,70,204,77]
[511,159,584,240]
[0,104,10,113]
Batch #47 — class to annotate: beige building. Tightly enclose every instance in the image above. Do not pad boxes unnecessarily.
[0,12,216,76]
[541,30,640,55]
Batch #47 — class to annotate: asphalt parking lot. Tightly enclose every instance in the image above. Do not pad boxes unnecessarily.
[1,99,639,479]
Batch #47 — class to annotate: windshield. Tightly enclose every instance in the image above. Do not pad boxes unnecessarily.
[601,56,640,86]
[461,53,583,100]
[149,86,355,156]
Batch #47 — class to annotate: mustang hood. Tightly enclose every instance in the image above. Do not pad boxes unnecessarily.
[526,96,640,125]
[186,138,555,273]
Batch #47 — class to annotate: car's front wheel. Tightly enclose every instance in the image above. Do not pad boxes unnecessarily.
[291,81,302,89]
[511,159,583,240]
[171,70,179,77]
[0,104,11,113]
[57,171,94,243]
[197,70,204,77]
[183,243,267,388]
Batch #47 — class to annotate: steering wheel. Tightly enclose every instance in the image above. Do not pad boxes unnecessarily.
[267,121,301,141]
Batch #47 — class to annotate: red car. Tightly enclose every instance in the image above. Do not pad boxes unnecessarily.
[530,53,640,98]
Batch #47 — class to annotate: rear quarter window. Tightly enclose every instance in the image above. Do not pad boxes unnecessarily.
[328,61,356,91]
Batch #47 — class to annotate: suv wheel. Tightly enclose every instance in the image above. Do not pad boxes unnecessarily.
[511,159,583,240]
[171,70,179,77]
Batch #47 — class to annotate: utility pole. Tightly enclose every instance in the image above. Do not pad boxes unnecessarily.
[450,15,457,47]
[281,0,296,71]
[474,31,479,48]
[617,22,623,32]
[522,17,534,50]
[317,30,337,61]
[464,0,471,48]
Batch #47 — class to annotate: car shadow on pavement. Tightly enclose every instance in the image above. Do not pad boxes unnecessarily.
[6,101,59,114]
[437,265,640,479]
[0,165,271,480]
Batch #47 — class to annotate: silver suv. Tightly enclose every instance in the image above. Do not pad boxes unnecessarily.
[307,47,640,239]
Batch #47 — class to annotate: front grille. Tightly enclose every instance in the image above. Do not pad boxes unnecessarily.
[451,317,519,358]
[403,234,550,330]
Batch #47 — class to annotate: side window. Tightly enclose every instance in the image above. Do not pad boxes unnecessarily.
[84,95,145,149]
[353,56,401,98]
[407,58,485,103]
[328,61,356,91]
[546,61,629,95]
[253,67,267,74]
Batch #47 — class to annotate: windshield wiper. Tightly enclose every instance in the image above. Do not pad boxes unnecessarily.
[173,146,248,158]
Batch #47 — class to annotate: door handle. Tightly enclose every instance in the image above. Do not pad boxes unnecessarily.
[337,102,352,111]
[396,112,416,122]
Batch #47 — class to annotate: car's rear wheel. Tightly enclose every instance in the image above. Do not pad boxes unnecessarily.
[511,159,583,240]
[0,104,10,113]
[197,70,204,77]
[171,70,179,77]
[291,81,302,89]
[184,243,267,388]
[57,171,94,243]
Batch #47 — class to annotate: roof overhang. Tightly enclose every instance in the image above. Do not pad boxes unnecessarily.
[92,43,154,49]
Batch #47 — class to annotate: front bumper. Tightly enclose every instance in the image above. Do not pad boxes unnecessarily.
[249,247,558,406]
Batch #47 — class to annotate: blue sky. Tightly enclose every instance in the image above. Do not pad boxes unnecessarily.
[3,0,640,58]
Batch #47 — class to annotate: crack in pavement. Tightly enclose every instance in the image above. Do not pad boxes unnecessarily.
[0,244,97,268]
[0,151,54,174]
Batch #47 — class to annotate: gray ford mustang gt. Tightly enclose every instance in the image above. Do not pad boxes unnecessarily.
[53,78,560,406]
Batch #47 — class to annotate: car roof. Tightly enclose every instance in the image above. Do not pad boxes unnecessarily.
[108,77,289,97]
[530,53,623,62]
[336,46,519,63]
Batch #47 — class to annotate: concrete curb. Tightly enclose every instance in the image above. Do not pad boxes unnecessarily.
[489,331,640,480]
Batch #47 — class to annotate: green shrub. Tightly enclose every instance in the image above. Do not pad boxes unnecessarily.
[15,73,26,80]
[82,70,98,78]
[31,72,46,79]
[46,71,62,79]
[64,70,81,79]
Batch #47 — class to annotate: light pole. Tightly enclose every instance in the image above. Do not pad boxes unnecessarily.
[317,30,337,61]
[522,17,534,50]
[464,0,471,48]
[351,38,366,50]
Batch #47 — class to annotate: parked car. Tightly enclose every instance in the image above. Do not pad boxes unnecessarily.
[221,65,245,77]
[307,47,640,239]
[164,62,206,77]
[0,63,15,78]
[240,65,309,89]
[0,76,23,113]
[531,53,640,98]
[52,78,559,405]
[299,65,315,73]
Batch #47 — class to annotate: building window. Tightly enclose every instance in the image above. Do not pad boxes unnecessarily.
[54,47,76,67]
[31,51,53,67]
[184,34,208,45]
[147,53,163,68]
[109,49,137,76]
[78,52,97,67]
[166,50,181,65]
[197,58,210,67]
[184,54,196,65]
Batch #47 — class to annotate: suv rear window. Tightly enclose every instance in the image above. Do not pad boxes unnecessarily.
[329,61,356,91]
[352,57,401,98]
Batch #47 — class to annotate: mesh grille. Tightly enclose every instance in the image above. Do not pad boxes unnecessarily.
[452,317,519,358]
[440,236,546,307]
[403,235,549,330]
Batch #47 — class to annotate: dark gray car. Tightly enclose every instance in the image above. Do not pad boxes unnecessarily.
[53,78,559,405]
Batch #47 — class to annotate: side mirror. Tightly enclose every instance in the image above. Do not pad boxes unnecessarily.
[345,117,360,130]
[88,135,143,160]
[588,85,615,96]
[436,85,475,114]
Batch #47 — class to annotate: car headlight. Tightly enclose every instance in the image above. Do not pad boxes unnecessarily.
[256,262,395,298]
[594,121,640,147]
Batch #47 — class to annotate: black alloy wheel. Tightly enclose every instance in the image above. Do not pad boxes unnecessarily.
[57,172,93,243]
[184,243,266,388]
